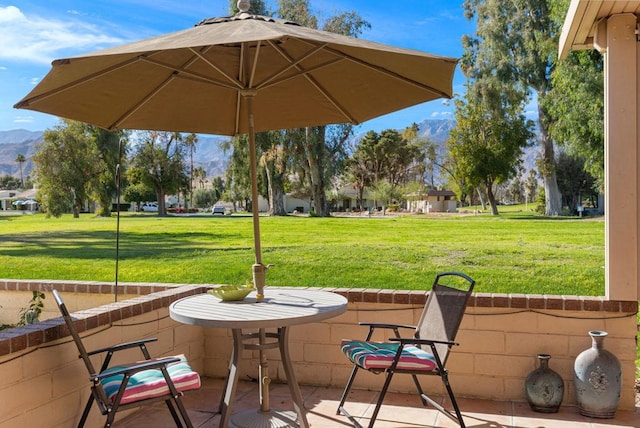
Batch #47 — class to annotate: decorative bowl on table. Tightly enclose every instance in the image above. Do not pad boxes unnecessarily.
[208,285,253,301]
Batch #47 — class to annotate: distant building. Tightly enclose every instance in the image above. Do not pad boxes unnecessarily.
[406,190,457,213]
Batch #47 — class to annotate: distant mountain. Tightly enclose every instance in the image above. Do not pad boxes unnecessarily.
[0,130,42,178]
[415,118,456,144]
[0,129,43,145]
[191,134,231,178]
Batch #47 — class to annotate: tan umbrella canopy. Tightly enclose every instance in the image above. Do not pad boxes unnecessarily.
[15,1,457,299]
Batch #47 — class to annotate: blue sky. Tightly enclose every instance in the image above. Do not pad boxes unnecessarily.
[0,0,475,134]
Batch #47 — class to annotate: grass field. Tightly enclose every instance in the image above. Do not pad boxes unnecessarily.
[0,207,605,295]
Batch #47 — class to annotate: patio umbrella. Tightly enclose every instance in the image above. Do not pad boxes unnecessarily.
[14,1,457,300]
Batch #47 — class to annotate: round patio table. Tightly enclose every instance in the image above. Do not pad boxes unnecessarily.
[169,288,348,428]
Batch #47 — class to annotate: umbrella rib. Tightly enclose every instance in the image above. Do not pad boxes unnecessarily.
[323,45,453,99]
[14,55,144,108]
[188,47,246,90]
[264,41,358,124]
[254,41,329,90]
[141,56,240,91]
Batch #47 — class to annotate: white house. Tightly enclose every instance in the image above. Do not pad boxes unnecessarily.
[406,190,457,213]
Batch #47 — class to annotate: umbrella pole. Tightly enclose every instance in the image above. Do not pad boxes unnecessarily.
[245,91,272,414]
[246,93,266,302]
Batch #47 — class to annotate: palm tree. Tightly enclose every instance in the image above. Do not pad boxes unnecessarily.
[15,153,26,188]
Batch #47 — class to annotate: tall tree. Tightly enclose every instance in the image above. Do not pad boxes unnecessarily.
[555,150,598,214]
[260,131,289,215]
[222,135,253,212]
[33,120,102,217]
[182,133,198,209]
[129,131,189,216]
[15,153,25,189]
[227,0,288,216]
[546,48,604,189]
[448,75,533,215]
[463,0,563,215]
[193,166,207,189]
[90,127,127,217]
[278,0,368,216]
[343,149,372,212]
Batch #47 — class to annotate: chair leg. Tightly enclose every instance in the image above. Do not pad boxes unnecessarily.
[441,371,465,428]
[78,394,94,427]
[366,369,395,428]
[417,371,465,428]
[164,399,183,427]
[172,394,194,428]
[337,364,360,415]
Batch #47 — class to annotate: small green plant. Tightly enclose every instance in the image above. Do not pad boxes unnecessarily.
[17,291,45,326]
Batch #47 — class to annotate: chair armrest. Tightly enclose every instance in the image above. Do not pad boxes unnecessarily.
[389,337,458,347]
[94,356,181,380]
[358,322,415,330]
[88,338,158,357]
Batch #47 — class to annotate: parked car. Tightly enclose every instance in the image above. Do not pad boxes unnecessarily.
[141,202,158,212]
[211,206,225,215]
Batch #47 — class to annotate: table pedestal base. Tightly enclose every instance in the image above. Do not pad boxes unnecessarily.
[219,327,309,428]
[230,409,299,428]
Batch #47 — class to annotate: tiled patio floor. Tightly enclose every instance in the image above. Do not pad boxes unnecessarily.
[118,377,640,428]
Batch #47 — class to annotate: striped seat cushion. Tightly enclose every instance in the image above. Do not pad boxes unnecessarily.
[100,354,201,405]
[341,340,437,372]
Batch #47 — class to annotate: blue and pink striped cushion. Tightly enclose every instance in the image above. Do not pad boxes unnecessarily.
[341,340,437,371]
[100,354,201,405]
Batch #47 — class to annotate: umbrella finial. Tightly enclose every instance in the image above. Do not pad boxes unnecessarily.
[237,0,250,13]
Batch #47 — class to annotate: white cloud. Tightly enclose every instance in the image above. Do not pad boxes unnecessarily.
[0,5,122,64]
[13,115,35,123]
[0,66,7,71]
[430,111,453,118]
[29,77,40,85]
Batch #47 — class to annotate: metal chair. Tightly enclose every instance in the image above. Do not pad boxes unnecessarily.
[337,272,475,428]
[52,290,201,428]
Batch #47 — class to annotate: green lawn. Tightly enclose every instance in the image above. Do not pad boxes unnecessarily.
[0,208,605,295]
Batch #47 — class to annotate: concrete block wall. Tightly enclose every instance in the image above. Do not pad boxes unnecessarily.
[0,280,637,428]
[0,281,206,428]
[202,289,638,411]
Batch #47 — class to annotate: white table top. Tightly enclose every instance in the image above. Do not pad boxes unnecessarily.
[170,288,348,329]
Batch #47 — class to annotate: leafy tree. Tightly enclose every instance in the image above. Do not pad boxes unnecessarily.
[556,150,598,214]
[260,131,289,215]
[226,1,287,216]
[448,75,533,215]
[0,175,21,190]
[277,0,367,217]
[33,120,104,217]
[524,169,539,206]
[222,134,254,212]
[90,127,127,217]
[370,179,401,215]
[463,0,563,216]
[221,0,367,217]
[343,149,372,212]
[183,133,198,209]
[193,166,207,189]
[121,169,157,212]
[128,131,189,216]
[546,48,604,189]
[15,153,26,189]
[193,188,219,209]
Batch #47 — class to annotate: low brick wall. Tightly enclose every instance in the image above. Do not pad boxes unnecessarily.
[0,280,636,428]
